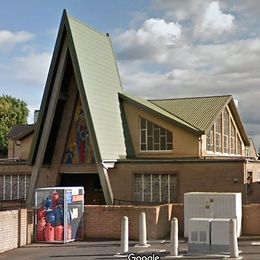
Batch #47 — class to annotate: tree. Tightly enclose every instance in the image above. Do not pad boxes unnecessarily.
[0,95,29,156]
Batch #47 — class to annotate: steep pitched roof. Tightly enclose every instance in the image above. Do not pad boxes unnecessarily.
[7,124,35,141]
[150,95,250,146]
[29,10,126,163]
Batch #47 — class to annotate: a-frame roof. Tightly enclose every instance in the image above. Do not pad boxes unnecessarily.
[29,10,127,163]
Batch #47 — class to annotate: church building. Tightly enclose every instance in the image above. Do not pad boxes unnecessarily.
[25,10,260,206]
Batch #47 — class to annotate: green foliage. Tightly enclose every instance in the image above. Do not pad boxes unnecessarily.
[0,95,29,155]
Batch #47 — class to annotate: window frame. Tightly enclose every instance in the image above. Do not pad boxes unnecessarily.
[134,172,178,203]
[139,117,173,152]
[205,106,244,156]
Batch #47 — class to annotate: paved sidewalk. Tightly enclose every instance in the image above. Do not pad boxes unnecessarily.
[0,239,260,259]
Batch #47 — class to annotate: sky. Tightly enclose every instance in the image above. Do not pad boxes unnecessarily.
[0,0,260,149]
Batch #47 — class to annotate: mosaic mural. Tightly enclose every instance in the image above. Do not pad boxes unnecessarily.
[63,98,95,164]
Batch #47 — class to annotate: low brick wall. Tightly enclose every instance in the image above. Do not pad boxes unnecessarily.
[2,203,260,254]
[0,209,34,253]
[84,204,179,240]
[242,204,260,235]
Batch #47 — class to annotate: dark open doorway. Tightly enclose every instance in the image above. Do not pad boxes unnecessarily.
[60,173,105,205]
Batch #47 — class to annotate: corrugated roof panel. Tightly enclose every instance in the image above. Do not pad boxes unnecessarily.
[67,16,126,160]
[150,95,232,131]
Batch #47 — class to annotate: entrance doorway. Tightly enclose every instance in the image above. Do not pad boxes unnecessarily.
[60,173,105,205]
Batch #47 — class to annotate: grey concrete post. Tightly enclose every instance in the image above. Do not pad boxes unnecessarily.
[139,212,147,246]
[170,217,178,256]
[229,218,239,258]
[121,216,129,254]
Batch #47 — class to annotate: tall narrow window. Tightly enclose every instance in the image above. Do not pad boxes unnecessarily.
[223,108,229,153]
[237,135,242,155]
[206,126,214,152]
[140,117,173,151]
[230,120,236,154]
[206,106,244,156]
[215,114,222,153]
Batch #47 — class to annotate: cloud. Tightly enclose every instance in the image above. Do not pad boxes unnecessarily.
[194,2,235,39]
[152,0,210,22]
[0,30,34,52]
[13,52,52,86]
[116,18,181,62]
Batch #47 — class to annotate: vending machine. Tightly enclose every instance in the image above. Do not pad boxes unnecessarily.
[35,187,84,243]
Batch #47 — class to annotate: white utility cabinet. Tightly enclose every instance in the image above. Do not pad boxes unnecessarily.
[184,192,242,237]
[211,218,230,252]
[35,187,84,243]
[188,218,212,253]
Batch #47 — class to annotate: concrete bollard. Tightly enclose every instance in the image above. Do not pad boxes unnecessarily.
[229,218,239,258]
[121,216,129,254]
[139,212,147,246]
[170,217,178,256]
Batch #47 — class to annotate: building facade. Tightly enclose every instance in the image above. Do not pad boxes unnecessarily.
[3,11,260,206]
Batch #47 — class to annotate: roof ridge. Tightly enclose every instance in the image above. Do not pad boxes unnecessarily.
[67,13,109,39]
[149,94,232,102]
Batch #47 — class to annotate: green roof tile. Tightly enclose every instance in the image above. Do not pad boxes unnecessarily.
[150,95,232,131]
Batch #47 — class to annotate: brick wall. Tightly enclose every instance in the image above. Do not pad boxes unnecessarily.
[0,209,33,253]
[242,204,260,235]
[84,204,177,240]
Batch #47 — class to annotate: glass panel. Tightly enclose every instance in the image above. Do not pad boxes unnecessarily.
[12,175,18,200]
[160,128,166,135]
[0,175,3,200]
[152,174,160,202]
[154,129,159,143]
[25,175,31,199]
[144,174,151,202]
[224,109,229,135]
[141,130,146,143]
[141,118,146,130]
[224,135,229,153]
[147,121,153,135]
[135,174,143,201]
[237,135,242,155]
[154,123,159,129]
[169,175,177,202]
[148,136,153,150]
[216,133,221,153]
[215,114,222,133]
[167,143,173,150]
[206,127,214,152]
[166,131,172,143]
[154,144,160,150]
[19,175,26,199]
[5,175,11,200]
[141,144,146,150]
[160,136,166,150]
[161,175,168,202]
